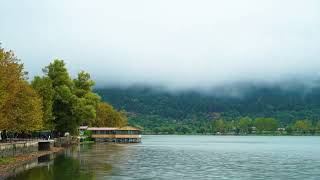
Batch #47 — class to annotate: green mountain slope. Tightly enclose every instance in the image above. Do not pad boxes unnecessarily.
[95,84,320,133]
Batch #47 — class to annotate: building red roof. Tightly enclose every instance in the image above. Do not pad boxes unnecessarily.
[87,127,118,131]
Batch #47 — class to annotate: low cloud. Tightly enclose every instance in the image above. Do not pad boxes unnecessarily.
[1,0,320,92]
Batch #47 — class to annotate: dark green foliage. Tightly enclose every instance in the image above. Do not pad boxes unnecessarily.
[73,71,101,126]
[254,118,278,133]
[238,117,252,134]
[32,76,55,130]
[40,60,127,135]
[293,120,310,134]
[44,60,77,134]
[96,85,320,134]
[212,119,226,133]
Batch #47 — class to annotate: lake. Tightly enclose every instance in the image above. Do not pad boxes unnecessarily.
[6,135,320,180]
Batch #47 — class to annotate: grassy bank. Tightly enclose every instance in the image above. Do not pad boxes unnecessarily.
[0,157,16,165]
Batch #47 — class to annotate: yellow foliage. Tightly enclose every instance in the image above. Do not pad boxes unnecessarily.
[0,47,43,132]
[92,102,128,127]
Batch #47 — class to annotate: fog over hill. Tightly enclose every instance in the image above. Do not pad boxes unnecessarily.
[95,80,320,129]
[1,0,320,92]
[98,77,320,98]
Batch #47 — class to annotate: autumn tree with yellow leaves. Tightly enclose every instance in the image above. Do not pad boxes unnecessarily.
[0,46,43,133]
[91,102,128,127]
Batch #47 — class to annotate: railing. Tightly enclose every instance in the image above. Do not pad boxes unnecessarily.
[0,137,49,144]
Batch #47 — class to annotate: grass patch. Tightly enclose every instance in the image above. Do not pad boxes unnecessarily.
[0,157,16,165]
[80,140,95,144]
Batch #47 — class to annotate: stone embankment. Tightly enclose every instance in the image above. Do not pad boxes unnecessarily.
[0,141,38,158]
[0,136,79,158]
[0,147,64,178]
[0,136,79,178]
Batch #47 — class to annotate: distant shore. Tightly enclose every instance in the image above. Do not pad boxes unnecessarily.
[142,133,320,136]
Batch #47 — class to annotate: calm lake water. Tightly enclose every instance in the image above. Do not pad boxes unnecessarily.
[6,135,320,180]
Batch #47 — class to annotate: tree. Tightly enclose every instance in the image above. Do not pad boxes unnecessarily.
[163,126,175,134]
[286,125,294,135]
[1,46,130,136]
[4,81,43,133]
[293,120,310,134]
[72,96,97,126]
[73,71,95,97]
[32,76,55,130]
[0,47,42,133]
[119,110,128,126]
[212,119,226,133]
[254,118,278,133]
[44,60,77,134]
[44,59,73,88]
[317,121,320,133]
[198,126,209,134]
[73,71,100,125]
[39,59,125,134]
[0,47,26,130]
[238,117,252,134]
[176,125,192,134]
[92,102,127,127]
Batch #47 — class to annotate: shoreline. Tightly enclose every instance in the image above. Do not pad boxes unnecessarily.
[142,134,320,136]
[0,147,64,178]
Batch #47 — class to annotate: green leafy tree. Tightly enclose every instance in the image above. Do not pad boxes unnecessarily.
[44,59,73,88]
[317,121,320,133]
[197,126,209,134]
[40,60,123,134]
[73,71,95,97]
[32,76,55,130]
[44,60,77,134]
[238,117,252,134]
[286,125,294,135]
[176,125,192,134]
[254,118,278,133]
[73,71,100,125]
[212,119,226,133]
[53,85,78,134]
[293,120,310,134]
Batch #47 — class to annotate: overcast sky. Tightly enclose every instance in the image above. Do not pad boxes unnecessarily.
[1,0,320,90]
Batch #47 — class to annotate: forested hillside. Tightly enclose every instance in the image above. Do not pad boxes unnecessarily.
[96,83,320,134]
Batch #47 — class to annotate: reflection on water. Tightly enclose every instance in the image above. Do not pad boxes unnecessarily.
[6,136,320,180]
[6,144,117,180]
[9,156,95,180]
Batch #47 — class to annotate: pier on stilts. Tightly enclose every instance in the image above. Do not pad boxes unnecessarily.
[79,126,142,143]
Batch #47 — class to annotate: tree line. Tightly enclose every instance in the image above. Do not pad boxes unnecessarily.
[210,117,320,135]
[0,46,127,137]
[136,116,320,135]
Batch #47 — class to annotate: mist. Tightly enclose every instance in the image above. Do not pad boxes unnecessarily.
[1,0,320,92]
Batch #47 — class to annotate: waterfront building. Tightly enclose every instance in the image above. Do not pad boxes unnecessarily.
[80,126,142,143]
